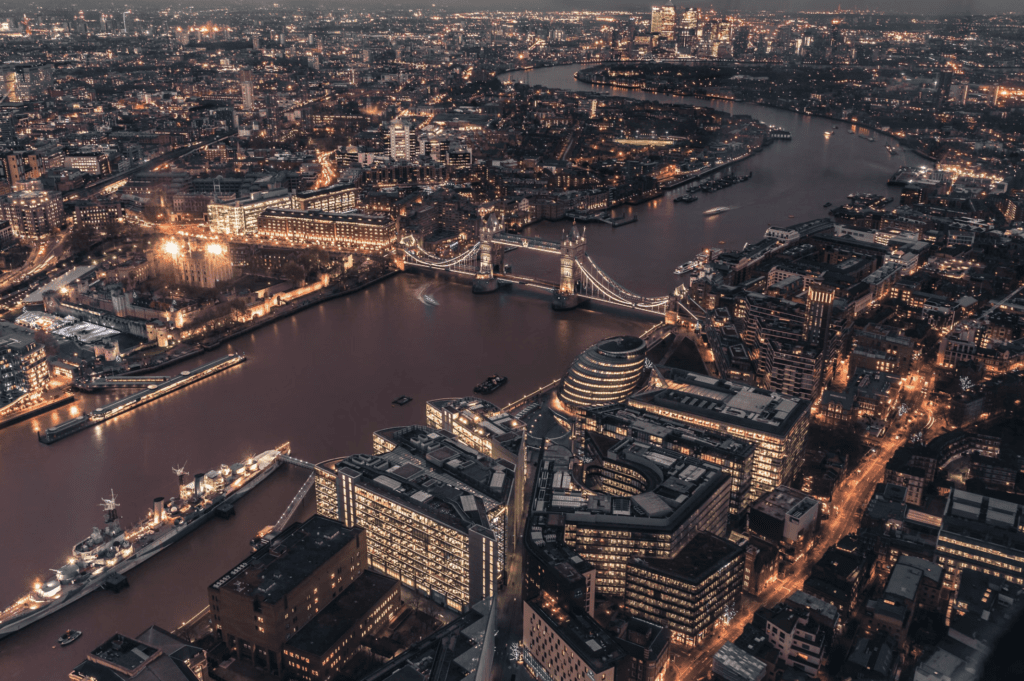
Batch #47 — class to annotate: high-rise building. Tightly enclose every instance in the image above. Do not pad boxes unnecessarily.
[1,63,54,102]
[0,321,48,404]
[314,425,513,612]
[650,6,676,40]
[239,69,255,111]
[630,375,810,501]
[389,119,415,161]
[538,436,732,597]
[936,488,1024,588]
[0,189,63,240]
[579,403,755,515]
[624,532,743,647]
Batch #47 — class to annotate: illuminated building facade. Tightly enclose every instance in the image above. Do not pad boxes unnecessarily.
[0,190,63,240]
[650,6,676,39]
[162,240,234,289]
[936,488,1024,588]
[239,68,254,111]
[0,321,48,403]
[315,425,512,612]
[208,517,366,675]
[559,336,648,413]
[543,436,731,597]
[256,209,397,252]
[579,403,755,515]
[631,373,810,500]
[293,184,359,212]
[207,189,292,236]
[425,396,525,464]
[624,532,743,647]
[281,571,400,681]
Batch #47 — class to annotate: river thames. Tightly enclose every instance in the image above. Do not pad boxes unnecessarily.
[0,63,913,678]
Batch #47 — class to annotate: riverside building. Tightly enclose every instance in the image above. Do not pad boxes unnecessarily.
[425,396,525,464]
[315,425,513,612]
[256,209,397,252]
[558,336,649,414]
[207,516,367,675]
[630,373,810,500]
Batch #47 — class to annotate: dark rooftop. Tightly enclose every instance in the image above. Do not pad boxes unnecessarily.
[629,531,742,584]
[210,516,361,604]
[285,570,399,657]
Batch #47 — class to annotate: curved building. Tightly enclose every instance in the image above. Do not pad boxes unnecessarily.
[559,336,647,412]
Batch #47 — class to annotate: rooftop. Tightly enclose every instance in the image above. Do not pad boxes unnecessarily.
[285,570,399,657]
[631,375,808,438]
[629,531,742,585]
[209,516,361,604]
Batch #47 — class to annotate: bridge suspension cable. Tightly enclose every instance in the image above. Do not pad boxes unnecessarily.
[402,243,481,269]
[577,255,671,310]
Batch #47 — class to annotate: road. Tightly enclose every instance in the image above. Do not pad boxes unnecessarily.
[664,427,907,681]
[491,408,547,681]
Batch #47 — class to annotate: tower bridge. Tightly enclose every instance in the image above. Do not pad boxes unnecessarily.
[399,215,695,322]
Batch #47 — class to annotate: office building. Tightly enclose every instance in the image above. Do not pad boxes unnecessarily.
[0,189,63,240]
[426,396,525,464]
[315,425,513,611]
[936,488,1024,587]
[542,435,731,596]
[579,403,755,515]
[208,516,366,675]
[293,183,359,212]
[747,487,820,546]
[559,336,648,413]
[207,189,293,236]
[524,592,623,681]
[256,208,397,252]
[624,532,743,647]
[282,571,401,681]
[650,6,676,39]
[0,321,48,404]
[389,119,415,161]
[631,374,810,500]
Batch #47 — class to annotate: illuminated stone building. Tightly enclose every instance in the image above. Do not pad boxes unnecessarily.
[256,209,397,252]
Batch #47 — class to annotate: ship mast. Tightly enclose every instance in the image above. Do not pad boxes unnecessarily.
[172,464,188,497]
[100,491,120,526]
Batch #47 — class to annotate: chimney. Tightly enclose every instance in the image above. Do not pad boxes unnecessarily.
[194,473,205,499]
[153,497,164,523]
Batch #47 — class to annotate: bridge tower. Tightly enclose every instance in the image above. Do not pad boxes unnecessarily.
[472,213,504,293]
[665,283,686,324]
[553,224,586,310]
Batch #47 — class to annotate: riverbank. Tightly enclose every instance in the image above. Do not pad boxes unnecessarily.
[571,64,939,163]
[92,269,400,382]
[0,391,76,432]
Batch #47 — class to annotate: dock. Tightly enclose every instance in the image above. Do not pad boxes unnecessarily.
[39,354,246,444]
